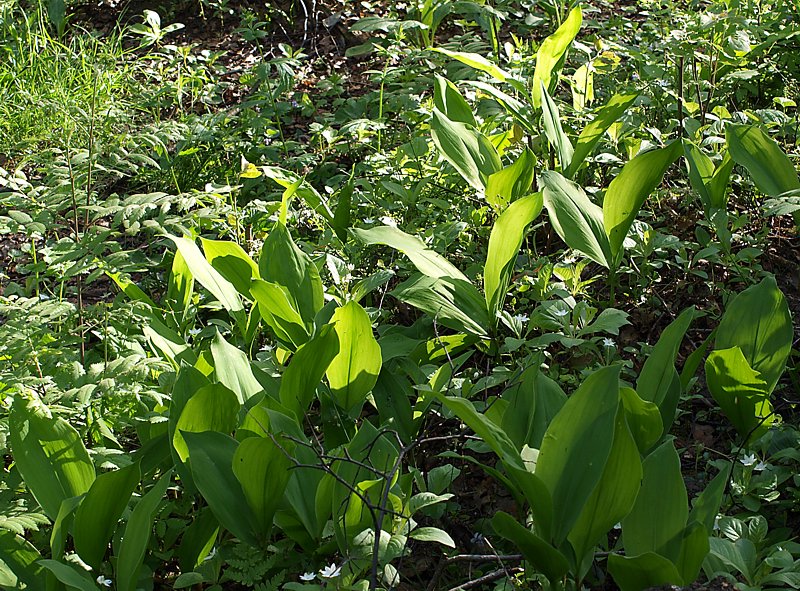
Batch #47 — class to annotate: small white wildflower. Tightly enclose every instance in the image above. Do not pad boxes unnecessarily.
[471,532,486,545]
[300,572,317,581]
[96,576,112,587]
[39,293,51,301]
[613,522,622,530]
[363,217,375,224]
[319,563,341,578]
[203,547,217,562]
[553,308,569,318]
[513,314,529,324]
[379,216,397,227]
[740,453,757,466]
[754,461,768,471]
[188,327,202,337]
[603,338,615,348]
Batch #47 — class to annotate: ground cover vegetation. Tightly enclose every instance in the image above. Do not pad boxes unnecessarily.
[0,0,799,589]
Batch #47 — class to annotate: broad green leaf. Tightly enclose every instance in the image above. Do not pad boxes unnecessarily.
[326,301,382,413]
[0,530,45,589]
[143,317,195,368]
[107,270,157,308]
[433,75,476,126]
[200,238,259,299]
[674,521,710,584]
[169,235,243,314]
[532,6,582,107]
[232,436,293,537]
[250,279,310,347]
[708,537,757,584]
[177,507,218,571]
[565,93,639,179]
[568,408,642,572]
[603,141,682,263]
[260,166,334,221]
[173,383,240,462]
[536,365,621,544]
[689,464,731,534]
[9,395,95,520]
[705,347,772,440]
[540,170,612,268]
[408,527,456,547]
[183,431,258,545]
[485,149,536,210]
[74,462,142,569]
[210,330,263,403]
[715,275,792,394]
[39,560,100,591]
[392,274,490,337]
[433,48,512,83]
[726,123,800,197]
[115,471,172,591]
[467,80,537,132]
[637,306,696,436]
[352,225,469,282]
[484,192,543,319]
[50,496,82,561]
[501,366,567,450]
[280,325,340,417]
[259,223,324,328]
[621,440,687,561]
[541,82,574,171]
[166,248,193,322]
[430,108,501,192]
[492,512,569,585]
[608,551,683,591]
[683,141,734,211]
[619,388,662,455]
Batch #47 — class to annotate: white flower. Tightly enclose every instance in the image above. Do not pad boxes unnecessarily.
[380,216,397,227]
[553,308,569,317]
[471,532,486,545]
[96,576,112,587]
[188,327,202,337]
[613,522,622,530]
[513,314,529,324]
[754,461,768,471]
[602,338,615,348]
[740,453,757,466]
[363,217,375,224]
[300,572,317,581]
[39,293,51,301]
[713,516,721,531]
[203,547,217,562]
[319,563,341,578]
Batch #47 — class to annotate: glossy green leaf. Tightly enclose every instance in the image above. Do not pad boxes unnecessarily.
[689,464,731,534]
[433,75,476,126]
[173,383,240,462]
[674,521,710,584]
[39,559,100,591]
[715,275,792,394]
[183,431,258,546]
[9,395,95,520]
[501,366,567,450]
[259,223,324,328]
[74,462,142,569]
[260,166,334,221]
[683,141,734,211]
[603,141,682,263]
[0,530,45,590]
[541,83,574,171]
[392,274,490,337]
[430,108,501,192]
[532,6,582,107]
[568,407,642,572]
[200,238,259,299]
[169,235,243,314]
[637,306,696,436]
[565,93,639,178]
[232,436,293,537]
[540,170,612,268]
[608,551,683,591]
[433,48,512,83]
[166,248,193,321]
[326,301,382,412]
[116,471,172,591]
[250,278,310,347]
[485,149,536,210]
[467,80,537,132]
[621,440,687,561]
[280,325,340,417]
[536,365,621,544]
[408,527,456,547]
[726,123,800,197]
[50,496,82,561]
[353,225,469,282]
[619,388,662,454]
[484,192,543,320]
[492,512,569,584]
[143,317,195,368]
[705,347,773,440]
[210,330,263,403]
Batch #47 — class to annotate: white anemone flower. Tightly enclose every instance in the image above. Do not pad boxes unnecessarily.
[300,572,317,581]
[319,563,342,578]
[740,453,757,466]
[96,575,112,587]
